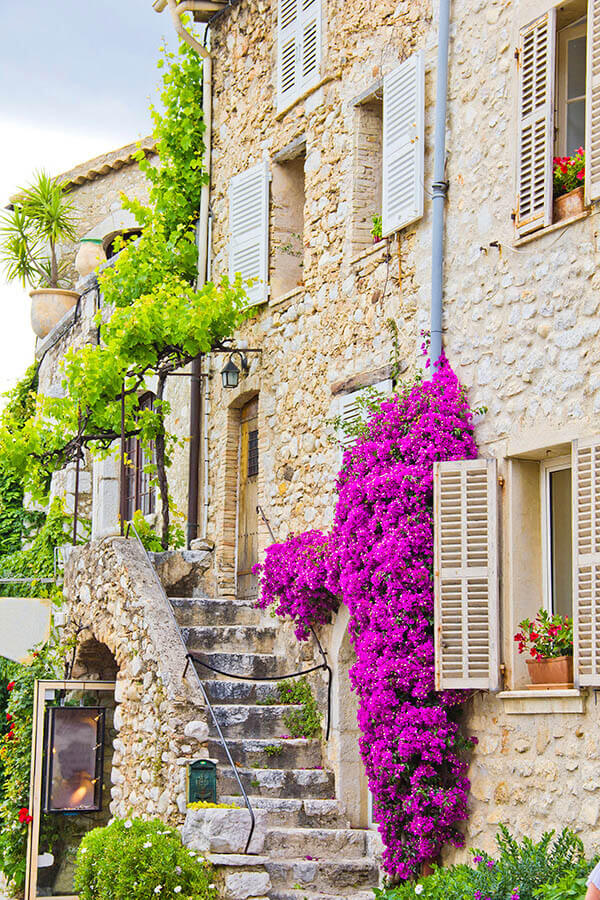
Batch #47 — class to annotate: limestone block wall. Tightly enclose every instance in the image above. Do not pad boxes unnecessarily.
[64,537,209,823]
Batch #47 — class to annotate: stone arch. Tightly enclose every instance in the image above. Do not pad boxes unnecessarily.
[328,605,370,827]
[71,635,119,681]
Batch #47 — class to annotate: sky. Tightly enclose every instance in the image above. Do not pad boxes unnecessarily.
[0,0,177,395]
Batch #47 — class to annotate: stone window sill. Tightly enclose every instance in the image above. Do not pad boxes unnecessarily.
[513,210,590,247]
[275,71,341,121]
[498,688,585,714]
[269,285,304,310]
[350,241,391,267]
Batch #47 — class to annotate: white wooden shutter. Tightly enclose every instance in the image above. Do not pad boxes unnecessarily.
[434,459,500,691]
[338,379,393,449]
[277,0,322,109]
[516,11,556,237]
[229,163,270,306]
[382,51,425,238]
[573,438,600,686]
[586,0,600,203]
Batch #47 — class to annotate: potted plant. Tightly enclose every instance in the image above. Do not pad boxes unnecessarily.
[514,609,574,688]
[553,148,586,222]
[371,214,383,244]
[0,171,79,338]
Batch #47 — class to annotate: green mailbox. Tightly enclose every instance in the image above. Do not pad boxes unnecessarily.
[188,758,217,804]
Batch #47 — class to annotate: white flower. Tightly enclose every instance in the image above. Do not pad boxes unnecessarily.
[143,841,152,848]
[188,851,196,857]
[124,820,132,829]
[174,888,182,894]
[154,887,162,895]
[80,848,87,854]
[415,885,424,895]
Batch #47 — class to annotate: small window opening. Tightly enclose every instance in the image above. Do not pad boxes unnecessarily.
[351,96,383,253]
[271,153,305,299]
[123,392,156,521]
[556,13,587,157]
[542,458,573,618]
[105,229,143,260]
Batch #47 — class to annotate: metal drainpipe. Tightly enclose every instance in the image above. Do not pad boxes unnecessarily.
[430,0,451,372]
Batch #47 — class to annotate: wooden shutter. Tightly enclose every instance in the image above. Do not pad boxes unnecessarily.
[516,11,556,237]
[573,438,600,686]
[434,459,500,691]
[277,0,321,109]
[586,0,600,203]
[382,51,425,238]
[229,163,270,306]
[338,380,393,449]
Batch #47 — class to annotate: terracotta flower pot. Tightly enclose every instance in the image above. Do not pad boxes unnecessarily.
[553,184,585,222]
[29,289,80,339]
[526,654,573,688]
[75,238,107,278]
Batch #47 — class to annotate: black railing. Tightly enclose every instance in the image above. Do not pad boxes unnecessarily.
[125,521,257,854]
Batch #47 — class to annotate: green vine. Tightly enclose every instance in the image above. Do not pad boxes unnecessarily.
[276,678,322,739]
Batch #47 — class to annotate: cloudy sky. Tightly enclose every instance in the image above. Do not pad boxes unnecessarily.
[0,0,176,395]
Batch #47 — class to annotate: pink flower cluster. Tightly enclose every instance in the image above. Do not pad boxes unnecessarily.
[255,359,478,877]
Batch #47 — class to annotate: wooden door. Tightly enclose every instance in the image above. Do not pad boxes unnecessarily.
[237,397,259,599]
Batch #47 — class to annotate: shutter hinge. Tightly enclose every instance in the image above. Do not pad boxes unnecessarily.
[514,47,520,65]
[498,475,505,487]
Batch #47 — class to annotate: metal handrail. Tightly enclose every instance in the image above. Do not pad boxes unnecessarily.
[124,521,256,854]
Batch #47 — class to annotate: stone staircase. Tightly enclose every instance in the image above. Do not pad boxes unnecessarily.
[167,591,380,900]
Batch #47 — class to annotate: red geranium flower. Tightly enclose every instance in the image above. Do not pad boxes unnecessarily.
[18,808,32,824]
[6,713,11,722]
[6,682,15,692]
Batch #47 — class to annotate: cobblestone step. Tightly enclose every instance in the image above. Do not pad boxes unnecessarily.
[191,651,282,679]
[219,797,351,829]
[182,624,277,654]
[170,596,263,627]
[266,857,379,893]
[265,826,369,858]
[208,737,323,769]
[218,766,335,799]
[209,704,303,739]
[202,679,280,705]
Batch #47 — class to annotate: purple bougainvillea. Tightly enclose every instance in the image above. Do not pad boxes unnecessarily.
[255,359,478,878]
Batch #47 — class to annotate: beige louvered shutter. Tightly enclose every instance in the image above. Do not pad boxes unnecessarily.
[300,0,321,91]
[573,438,600,686]
[434,459,500,691]
[229,163,270,306]
[516,11,556,237]
[382,51,425,238]
[338,379,393,449]
[278,0,299,108]
[586,0,600,203]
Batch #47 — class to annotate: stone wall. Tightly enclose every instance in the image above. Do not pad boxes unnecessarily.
[63,537,209,823]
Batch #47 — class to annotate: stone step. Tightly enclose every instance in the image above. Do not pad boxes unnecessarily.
[266,858,379,893]
[265,826,369,859]
[269,891,376,900]
[170,596,263,627]
[209,704,303,739]
[202,679,280,705]
[183,624,277,654]
[191,651,282,679]
[219,797,350,829]
[218,766,335,799]
[208,737,322,769]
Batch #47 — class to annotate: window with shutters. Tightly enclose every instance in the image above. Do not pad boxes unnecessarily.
[121,392,156,522]
[229,163,270,306]
[336,378,393,454]
[271,150,305,299]
[351,93,384,253]
[515,0,595,238]
[277,0,322,110]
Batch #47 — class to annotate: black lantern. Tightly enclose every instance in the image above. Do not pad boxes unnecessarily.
[188,758,217,804]
[43,707,105,813]
[221,351,249,390]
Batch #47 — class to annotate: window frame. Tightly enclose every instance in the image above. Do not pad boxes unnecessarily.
[556,16,588,157]
[540,454,572,617]
[122,392,157,522]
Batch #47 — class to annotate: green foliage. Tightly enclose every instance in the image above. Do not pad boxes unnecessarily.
[0,171,78,289]
[264,744,283,757]
[0,658,17,803]
[0,640,63,894]
[374,827,588,900]
[74,817,217,900]
[372,214,383,240]
[276,678,322,739]
[535,870,589,900]
[130,509,184,552]
[0,497,73,599]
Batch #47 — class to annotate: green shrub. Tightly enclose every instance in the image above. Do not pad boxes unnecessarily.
[374,827,588,900]
[73,817,217,900]
[276,678,321,739]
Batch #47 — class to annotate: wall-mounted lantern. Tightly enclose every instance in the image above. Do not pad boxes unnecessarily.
[187,758,217,804]
[43,707,105,813]
[221,351,249,390]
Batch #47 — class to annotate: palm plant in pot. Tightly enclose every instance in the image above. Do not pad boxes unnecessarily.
[515,609,574,688]
[0,171,79,338]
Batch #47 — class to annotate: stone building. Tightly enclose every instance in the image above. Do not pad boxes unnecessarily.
[23,0,600,895]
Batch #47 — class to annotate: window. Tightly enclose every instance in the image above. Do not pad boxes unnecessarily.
[277,0,322,110]
[271,149,305,298]
[122,393,156,521]
[229,163,270,305]
[541,457,573,618]
[337,378,393,451]
[515,0,600,238]
[351,50,425,250]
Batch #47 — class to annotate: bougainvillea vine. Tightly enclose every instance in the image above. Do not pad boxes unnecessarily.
[255,359,478,878]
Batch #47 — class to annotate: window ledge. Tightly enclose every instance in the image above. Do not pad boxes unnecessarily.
[269,285,304,310]
[513,210,591,247]
[350,240,391,267]
[275,71,341,121]
[498,688,585,714]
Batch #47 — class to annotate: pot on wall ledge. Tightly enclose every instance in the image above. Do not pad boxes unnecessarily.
[29,288,80,339]
[526,654,573,689]
[553,184,585,222]
[75,238,107,278]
